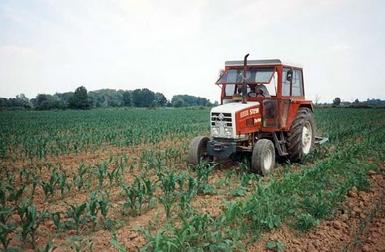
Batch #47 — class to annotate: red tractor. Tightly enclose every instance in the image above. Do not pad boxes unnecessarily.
[188,54,322,175]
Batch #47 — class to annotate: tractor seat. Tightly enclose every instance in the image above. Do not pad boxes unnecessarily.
[255,85,270,97]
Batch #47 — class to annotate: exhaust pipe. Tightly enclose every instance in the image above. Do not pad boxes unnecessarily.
[242,53,249,104]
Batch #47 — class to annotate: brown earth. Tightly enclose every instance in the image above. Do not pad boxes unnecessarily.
[5,136,385,252]
[4,138,248,251]
[248,164,385,252]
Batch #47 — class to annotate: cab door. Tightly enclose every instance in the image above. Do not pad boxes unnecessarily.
[280,67,305,129]
[279,67,293,129]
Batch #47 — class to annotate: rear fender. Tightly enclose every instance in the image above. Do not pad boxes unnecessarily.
[285,100,313,131]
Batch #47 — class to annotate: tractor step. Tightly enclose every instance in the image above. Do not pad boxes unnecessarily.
[272,132,288,156]
[315,136,329,145]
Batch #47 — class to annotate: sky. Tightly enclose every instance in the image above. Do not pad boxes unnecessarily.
[0,0,384,103]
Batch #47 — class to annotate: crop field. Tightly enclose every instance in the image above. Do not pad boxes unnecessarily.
[1,107,385,251]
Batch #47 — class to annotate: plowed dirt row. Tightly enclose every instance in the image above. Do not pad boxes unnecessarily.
[248,164,385,252]
[5,138,384,251]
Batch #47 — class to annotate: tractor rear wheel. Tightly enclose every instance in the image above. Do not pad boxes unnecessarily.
[188,136,212,165]
[251,139,275,175]
[287,107,315,162]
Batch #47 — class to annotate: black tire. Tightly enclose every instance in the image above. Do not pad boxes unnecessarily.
[251,139,275,175]
[287,107,315,162]
[188,136,212,165]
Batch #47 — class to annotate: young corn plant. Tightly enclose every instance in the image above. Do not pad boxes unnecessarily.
[220,200,244,226]
[230,186,247,197]
[51,212,62,231]
[66,203,87,234]
[139,224,180,252]
[73,164,89,191]
[0,182,6,206]
[0,207,16,250]
[266,240,285,252]
[19,168,32,184]
[87,192,99,229]
[87,191,110,230]
[111,233,127,252]
[142,177,156,207]
[31,173,40,198]
[294,213,319,231]
[178,193,192,216]
[159,193,177,220]
[41,181,54,202]
[133,177,146,214]
[176,172,186,191]
[6,184,25,205]
[17,202,49,248]
[158,172,178,220]
[121,184,136,216]
[107,166,121,187]
[41,167,60,201]
[121,176,151,216]
[95,162,108,188]
[178,176,197,216]
[66,236,94,252]
[195,163,215,195]
[99,198,111,229]
[58,170,71,198]
[158,172,177,195]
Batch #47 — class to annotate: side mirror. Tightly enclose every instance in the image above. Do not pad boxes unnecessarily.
[286,70,293,81]
[219,69,225,79]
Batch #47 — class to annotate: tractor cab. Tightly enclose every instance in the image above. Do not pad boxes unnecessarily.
[216,64,277,102]
[216,59,311,130]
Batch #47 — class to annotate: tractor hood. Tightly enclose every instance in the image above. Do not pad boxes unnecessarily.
[211,102,259,114]
[210,102,260,139]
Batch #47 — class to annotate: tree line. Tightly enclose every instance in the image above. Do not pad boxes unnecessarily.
[313,97,385,108]
[0,86,213,110]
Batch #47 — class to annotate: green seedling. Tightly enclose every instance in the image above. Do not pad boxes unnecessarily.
[66,203,87,234]
[0,207,15,250]
[17,202,49,248]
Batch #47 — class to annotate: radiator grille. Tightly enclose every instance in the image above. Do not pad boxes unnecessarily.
[211,112,232,127]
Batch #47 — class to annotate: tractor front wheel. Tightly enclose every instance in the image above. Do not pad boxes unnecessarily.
[188,136,212,165]
[287,107,315,162]
[251,139,275,175]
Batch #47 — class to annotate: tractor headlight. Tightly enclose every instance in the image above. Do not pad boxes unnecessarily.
[211,127,219,137]
[224,127,233,138]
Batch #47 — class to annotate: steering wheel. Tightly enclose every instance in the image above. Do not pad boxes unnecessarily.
[247,92,257,97]
[256,89,265,97]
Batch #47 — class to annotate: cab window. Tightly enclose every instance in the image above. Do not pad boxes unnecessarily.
[292,70,303,96]
[282,68,291,96]
[282,68,303,97]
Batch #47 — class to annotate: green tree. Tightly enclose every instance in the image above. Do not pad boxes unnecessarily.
[34,94,63,110]
[154,92,168,107]
[16,94,32,108]
[173,98,185,108]
[171,95,211,107]
[132,88,155,107]
[55,92,74,107]
[122,91,132,106]
[69,86,92,109]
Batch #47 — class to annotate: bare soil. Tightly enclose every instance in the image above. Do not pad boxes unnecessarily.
[249,164,385,252]
[5,137,385,252]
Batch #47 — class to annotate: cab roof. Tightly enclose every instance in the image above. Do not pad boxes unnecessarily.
[225,59,302,69]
